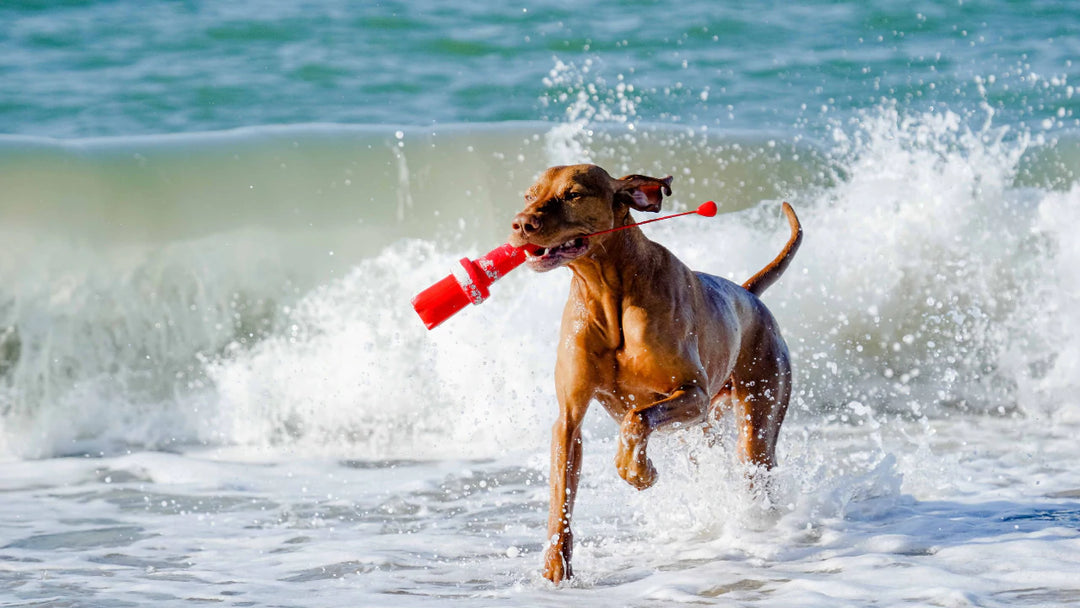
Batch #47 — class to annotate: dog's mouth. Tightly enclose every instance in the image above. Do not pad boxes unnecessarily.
[523,236,589,271]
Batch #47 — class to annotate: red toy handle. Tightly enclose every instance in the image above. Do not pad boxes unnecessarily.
[584,201,717,238]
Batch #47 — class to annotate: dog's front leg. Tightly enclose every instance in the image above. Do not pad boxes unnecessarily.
[543,389,588,584]
[615,383,709,490]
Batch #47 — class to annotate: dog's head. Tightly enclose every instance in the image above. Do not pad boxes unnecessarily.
[508,164,673,272]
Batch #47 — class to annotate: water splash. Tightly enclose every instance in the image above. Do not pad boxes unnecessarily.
[0,108,1077,459]
[541,58,643,165]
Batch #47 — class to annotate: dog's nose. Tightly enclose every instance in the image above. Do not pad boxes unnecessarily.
[512,212,542,236]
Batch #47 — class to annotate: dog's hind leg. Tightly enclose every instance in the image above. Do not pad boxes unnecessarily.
[731,345,791,470]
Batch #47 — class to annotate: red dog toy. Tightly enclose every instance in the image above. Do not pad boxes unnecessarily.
[411,201,718,329]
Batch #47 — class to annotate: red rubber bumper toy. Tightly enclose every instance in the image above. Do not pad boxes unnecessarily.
[411,243,530,330]
[410,201,718,330]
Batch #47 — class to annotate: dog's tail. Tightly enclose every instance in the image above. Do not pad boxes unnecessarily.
[742,202,802,297]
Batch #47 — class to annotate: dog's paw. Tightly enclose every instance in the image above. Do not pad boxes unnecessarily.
[619,454,658,490]
[542,546,572,584]
[615,424,658,490]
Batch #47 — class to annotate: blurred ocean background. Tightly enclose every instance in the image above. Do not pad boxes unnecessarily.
[1,1,1079,606]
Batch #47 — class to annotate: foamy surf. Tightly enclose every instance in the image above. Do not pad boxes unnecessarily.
[2,108,1079,457]
[0,413,1077,605]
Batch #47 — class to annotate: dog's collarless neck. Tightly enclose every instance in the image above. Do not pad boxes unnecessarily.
[567,228,661,318]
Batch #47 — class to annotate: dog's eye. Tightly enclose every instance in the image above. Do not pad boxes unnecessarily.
[564,191,581,202]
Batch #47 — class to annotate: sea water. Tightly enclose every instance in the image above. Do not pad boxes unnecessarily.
[1,1,1079,606]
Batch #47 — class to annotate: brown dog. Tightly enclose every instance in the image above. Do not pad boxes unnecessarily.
[507,164,802,584]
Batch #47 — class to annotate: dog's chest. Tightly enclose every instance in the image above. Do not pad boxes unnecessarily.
[610,331,690,397]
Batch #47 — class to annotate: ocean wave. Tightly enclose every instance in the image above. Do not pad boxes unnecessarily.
[0,114,1077,459]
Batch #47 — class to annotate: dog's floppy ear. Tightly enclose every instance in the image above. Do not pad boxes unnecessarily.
[613,174,673,213]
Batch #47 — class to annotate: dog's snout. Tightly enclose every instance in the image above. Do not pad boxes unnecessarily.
[512,211,542,236]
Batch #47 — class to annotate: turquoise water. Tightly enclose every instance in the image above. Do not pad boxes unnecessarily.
[2,0,1076,137]
[2,2,1080,606]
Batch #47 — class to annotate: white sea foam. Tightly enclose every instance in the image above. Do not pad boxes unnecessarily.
[202,239,564,459]
[3,108,1079,460]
